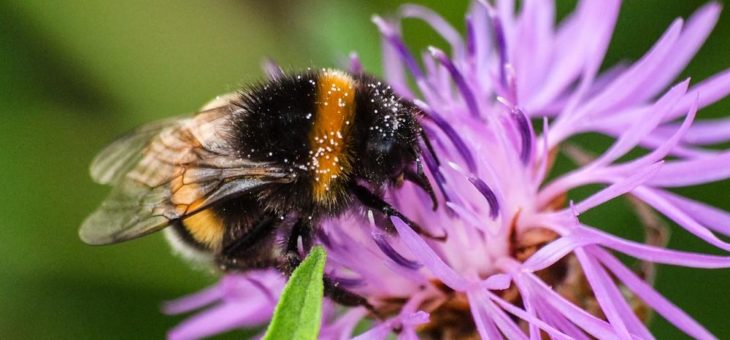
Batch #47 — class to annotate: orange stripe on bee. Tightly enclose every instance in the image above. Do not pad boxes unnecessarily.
[309,70,356,204]
[182,204,225,250]
[171,177,225,249]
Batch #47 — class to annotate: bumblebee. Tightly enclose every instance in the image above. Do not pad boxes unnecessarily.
[81,69,440,307]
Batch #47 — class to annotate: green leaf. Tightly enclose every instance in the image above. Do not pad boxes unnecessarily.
[263,246,327,340]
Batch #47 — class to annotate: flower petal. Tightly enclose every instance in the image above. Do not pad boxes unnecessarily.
[655,117,730,146]
[579,225,730,268]
[660,189,730,236]
[671,67,730,121]
[613,96,698,172]
[516,272,616,338]
[573,161,663,214]
[372,231,422,270]
[162,284,224,315]
[348,52,363,74]
[578,19,683,115]
[429,46,481,117]
[636,2,722,103]
[487,290,572,340]
[168,301,272,340]
[467,290,503,339]
[392,217,469,291]
[633,186,730,251]
[574,247,651,339]
[648,151,730,187]
[399,5,464,57]
[373,15,419,98]
[522,235,587,272]
[593,247,717,339]
[590,79,688,168]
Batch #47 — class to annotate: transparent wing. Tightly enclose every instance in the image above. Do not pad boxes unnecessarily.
[80,180,172,244]
[80,104,291,245]
[89,93,240,185]
[90,117,180,185]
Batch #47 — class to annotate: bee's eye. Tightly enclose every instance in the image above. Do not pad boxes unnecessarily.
[362,134,411,180]
[366,136,395,158]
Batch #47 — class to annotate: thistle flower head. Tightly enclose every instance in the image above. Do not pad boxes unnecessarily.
[166,1,730,339]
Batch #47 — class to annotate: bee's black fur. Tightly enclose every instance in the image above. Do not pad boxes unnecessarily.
[231,71,317,166]
[351,74,420,184]
[229,71,319,215]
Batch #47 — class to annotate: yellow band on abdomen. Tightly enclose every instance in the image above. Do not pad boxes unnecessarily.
[309,70,356,204]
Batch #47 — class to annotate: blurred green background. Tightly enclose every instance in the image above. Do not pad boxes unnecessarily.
[1,0,729,339]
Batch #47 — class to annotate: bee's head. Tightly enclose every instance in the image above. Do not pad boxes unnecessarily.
[354,77,421,186]
[362,119,420,186]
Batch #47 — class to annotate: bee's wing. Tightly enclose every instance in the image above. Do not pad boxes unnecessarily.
[80,179,176,245]
[89,92,241,185]
[90,117,181,185]
[80,105,291,245]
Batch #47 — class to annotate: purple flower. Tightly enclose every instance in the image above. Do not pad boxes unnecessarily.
[165,1,730,338]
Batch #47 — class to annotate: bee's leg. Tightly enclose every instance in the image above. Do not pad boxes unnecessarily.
[217,215,279,272]
[323,277,384,319]
[222,215,277,255]
[403,157,438,210]
[278,218,309,274]
[351,184,447,241]
[279,218,381,318]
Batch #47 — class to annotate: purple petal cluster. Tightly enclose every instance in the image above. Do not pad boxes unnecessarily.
[166,1,730,339]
